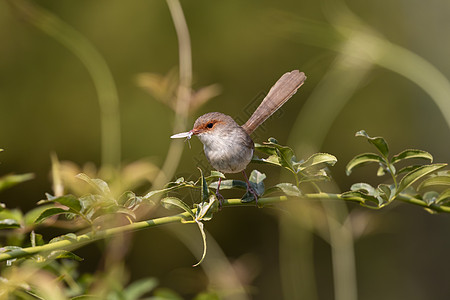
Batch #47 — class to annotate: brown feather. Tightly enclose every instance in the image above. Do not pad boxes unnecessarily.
[242,70,306,135]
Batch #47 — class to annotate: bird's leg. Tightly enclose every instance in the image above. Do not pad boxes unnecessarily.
[215,177,224,209]
[242,171,259,204]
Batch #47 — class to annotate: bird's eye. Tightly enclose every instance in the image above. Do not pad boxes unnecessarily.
[206,122,214,129]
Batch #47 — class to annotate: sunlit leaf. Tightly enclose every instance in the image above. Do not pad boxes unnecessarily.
[192,220,207,267]
[47,250,83,261]
[49,233,78,244]
[45,194,82,213]
[418,174,450,190]
[205,171,226,183]
[24,205,54,226]
[351,183,376,195]
[397,165,422,175]
[391,149,433,164]
[249,170,266,196]
[377,184,394,202]
[0,218,21,229]
[355,130,389,158]
[265,183,301,197]
[436,189,450,205]
[209,179,247,190]
[142,179,195,200]
[0,209,22,229]
[397,164,447,195]
[340,190,381,208]
[161,197,195,219]
[195,195,217,221]
[35,207,69,224]
[297,153,337,171]
[254,138,297,173]
[422,191,439,205]
[345,153,384,175]
[76,173,111,196]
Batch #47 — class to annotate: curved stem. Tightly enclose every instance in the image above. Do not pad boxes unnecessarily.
[8,0,121,169]
[1,192,448,263]
[152,0,192,190]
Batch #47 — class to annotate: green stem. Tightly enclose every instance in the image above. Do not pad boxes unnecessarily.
[0,212,191,263]
[1,192,448,263]
[397,194,450,213]
[151,0,192,190]
[8,0,121,169]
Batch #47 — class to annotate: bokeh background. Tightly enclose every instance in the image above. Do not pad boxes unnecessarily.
[1,0,450,299]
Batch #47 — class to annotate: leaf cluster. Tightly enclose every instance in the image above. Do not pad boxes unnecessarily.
[34,173,154,231]
[343,130,448,211]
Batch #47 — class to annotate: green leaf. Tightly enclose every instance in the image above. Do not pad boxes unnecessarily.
[418,175,450,190]
[119,191,144,210]
[0,209,23,229]
[397,165,422,175]
[254,138,297,173]
[142,179,195,200]
[377,184,394,202]
[436,189,450,205]
[205,171,226,182]
[24,205,53,226]
[192,220,207,267]
[123,278,159,300]
[48,250,83,261]
[391,149,433,164]
[355,130,389,158]
[241,170,266,203]
[249,170,266,195]
[351,183,377,195]
[266,183,301,197]
[39,194,82,213]
[0,218,21,229]
[35,207,69,224]
[345,153,384,175]
[397,164,447,195]
[195,195,217,221]
[76,173,111,195]
[198,168,209,203]
[340,190,381,208]
[209,179,247,190]
[0,173,34,192]
[422,191,439,205]
[297,153,337,171]
[49,233,78,244]
[161,197,195,219]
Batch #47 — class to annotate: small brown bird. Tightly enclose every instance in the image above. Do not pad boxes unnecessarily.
[171,70,306,205]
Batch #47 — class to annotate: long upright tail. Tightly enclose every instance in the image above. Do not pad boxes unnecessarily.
[242,70,306,135]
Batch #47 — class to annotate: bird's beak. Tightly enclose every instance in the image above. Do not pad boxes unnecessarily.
[170,130,194,139]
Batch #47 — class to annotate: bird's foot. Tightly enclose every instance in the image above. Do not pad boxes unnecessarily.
[241,171,259,205]
[215,190,224,210]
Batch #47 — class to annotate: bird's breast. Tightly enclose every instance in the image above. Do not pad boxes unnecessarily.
[198,127,254,173]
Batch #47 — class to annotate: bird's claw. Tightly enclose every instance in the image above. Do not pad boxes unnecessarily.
[215,190,224,210]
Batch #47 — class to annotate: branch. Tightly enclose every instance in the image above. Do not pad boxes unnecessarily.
[1,191,447,263]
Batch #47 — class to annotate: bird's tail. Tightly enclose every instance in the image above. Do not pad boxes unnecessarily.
[242,70,306,135]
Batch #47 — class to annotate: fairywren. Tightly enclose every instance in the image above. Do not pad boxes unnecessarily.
[171,70,306,205]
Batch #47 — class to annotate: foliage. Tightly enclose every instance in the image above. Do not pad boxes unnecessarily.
[342,130,449,211]
[0,131,448,298]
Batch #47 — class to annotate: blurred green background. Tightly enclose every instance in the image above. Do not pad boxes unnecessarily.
[1,0,450,299]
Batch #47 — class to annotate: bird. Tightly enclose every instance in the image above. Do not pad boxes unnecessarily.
[171,70,306,206]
